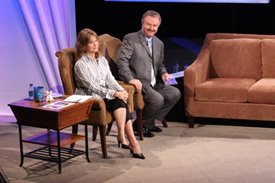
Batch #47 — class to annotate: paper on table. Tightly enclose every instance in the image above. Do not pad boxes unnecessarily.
[51,92,64,98]
[63,95,93,103]
[43,101,74,109]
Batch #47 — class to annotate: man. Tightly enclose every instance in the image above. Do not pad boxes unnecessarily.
[116,10,181,138]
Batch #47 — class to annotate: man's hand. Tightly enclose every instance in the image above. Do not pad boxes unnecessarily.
[129,79,143,91]
[162,73,170,81]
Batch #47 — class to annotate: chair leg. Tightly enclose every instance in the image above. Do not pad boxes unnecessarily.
[92,126,98,141]
[99,125,108,158]
[162,119,168,128]
[136,109,143,141]
[130,112,133,119]
[70,124,78,149]
[106,121,113,135]
[187,116,195,128]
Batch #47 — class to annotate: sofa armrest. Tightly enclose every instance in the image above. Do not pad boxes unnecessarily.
[184,47,211,115]
[185,48,211,94]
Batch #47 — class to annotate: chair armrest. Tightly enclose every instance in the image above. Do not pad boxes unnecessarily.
[88,98,110,126]
[133,89,144,110]
[118,80,144,110]
[119,82,135,113]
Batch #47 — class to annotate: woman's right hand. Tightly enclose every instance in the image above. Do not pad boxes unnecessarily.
[115,91,128,102]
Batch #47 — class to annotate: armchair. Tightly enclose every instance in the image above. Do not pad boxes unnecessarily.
[55,47,135,158]
[98,33,145,140]
[98,33,169,139]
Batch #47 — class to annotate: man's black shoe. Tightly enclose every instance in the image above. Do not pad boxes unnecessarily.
[147,126,162,132]
[134,127,154,137]
[143,128,155,137]
[132,120,138,131]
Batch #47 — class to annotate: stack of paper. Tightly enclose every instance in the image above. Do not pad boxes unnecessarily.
[51,92,64,98]
[165,71,185,85]
[63,95,93,103]
[43,101,74,109]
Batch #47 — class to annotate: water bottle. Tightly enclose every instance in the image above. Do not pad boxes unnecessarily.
[28,83,34,100]
[173,62,180,73]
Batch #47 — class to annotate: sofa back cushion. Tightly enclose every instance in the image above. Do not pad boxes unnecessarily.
[210,38,262,80]
[261,39,275,78]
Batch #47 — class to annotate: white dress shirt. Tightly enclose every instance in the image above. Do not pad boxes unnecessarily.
[146,38,156,86]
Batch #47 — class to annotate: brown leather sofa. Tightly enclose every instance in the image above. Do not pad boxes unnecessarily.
[184,33,275,127]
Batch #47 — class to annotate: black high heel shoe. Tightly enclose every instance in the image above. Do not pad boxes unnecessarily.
[130,149,145,160]
[117,136,130,149]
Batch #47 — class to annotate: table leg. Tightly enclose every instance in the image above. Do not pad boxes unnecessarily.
[84,124,90,162]
[57,130,62,174]
[70,124,78,150]
[18,124,24,166]
[47,130,52,156]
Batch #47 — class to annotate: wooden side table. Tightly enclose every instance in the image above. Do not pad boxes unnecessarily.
[8,97,93,173]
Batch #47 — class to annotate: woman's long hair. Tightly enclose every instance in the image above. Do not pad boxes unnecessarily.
[75,28,99,60]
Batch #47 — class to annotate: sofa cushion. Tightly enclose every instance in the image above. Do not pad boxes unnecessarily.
[195,78,257,103]
[261,39,275,78]
[210,38,262,80]
[248,78,275,104]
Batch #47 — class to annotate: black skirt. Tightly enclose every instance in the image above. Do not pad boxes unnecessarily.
[104,98,131,122]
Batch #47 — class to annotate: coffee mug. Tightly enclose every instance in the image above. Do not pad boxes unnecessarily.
[34,86,45,102]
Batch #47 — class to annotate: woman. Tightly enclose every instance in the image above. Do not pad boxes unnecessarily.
[74,28,145,159]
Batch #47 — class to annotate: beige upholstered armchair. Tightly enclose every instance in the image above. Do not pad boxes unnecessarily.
[98,33,169,139]
[98,33,146,140]
[55,48,135,158]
